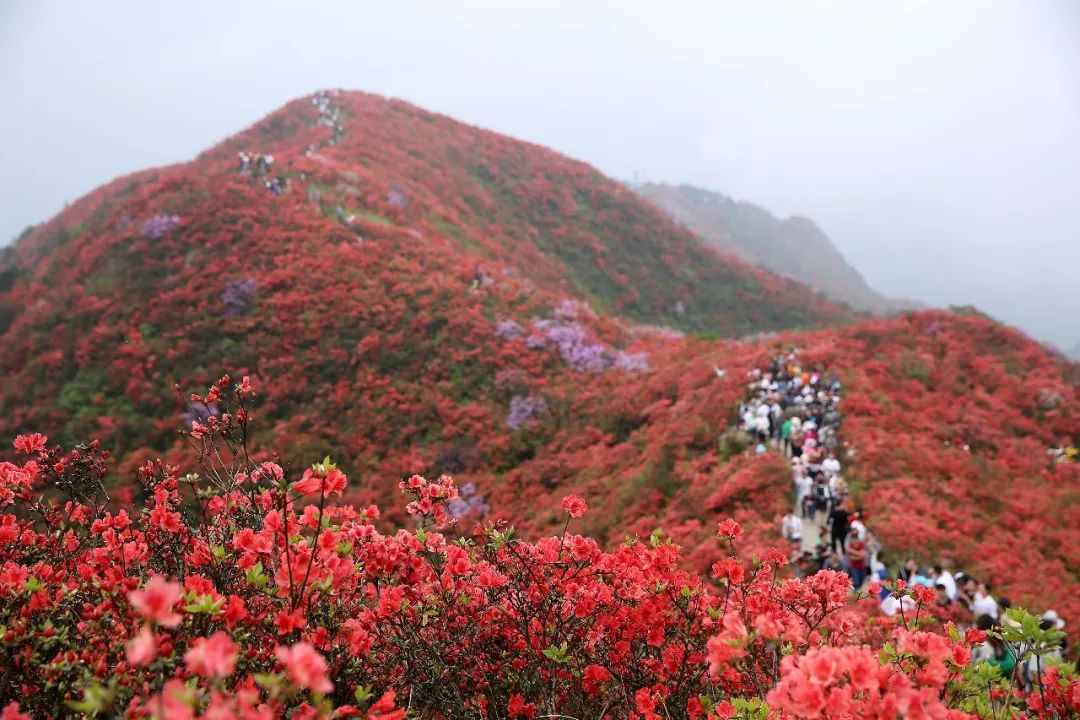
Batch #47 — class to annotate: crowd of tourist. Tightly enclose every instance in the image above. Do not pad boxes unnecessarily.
[236,151,289,196]
[739,350,1073,688]
[235,91,346,198]
[311,89,345,146]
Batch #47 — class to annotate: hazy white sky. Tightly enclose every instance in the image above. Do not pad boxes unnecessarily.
[2,1,1078,346]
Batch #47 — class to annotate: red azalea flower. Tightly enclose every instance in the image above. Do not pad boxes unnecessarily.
[507,695,535,718]
[124,626,157,666]
[128,575,183,627]
[275,642,333,694]
[12,433,47,455]
[716,518,743,538]
[560,494,587,518]
[184,631,238,678]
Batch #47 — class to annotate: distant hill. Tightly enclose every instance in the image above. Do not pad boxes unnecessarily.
[635,182,921,314]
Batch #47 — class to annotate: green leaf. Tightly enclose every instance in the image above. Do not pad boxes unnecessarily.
[246,562,269,589]
[183,593,224,615]
[311,456,338,475]
[542,642,570,664]
[66,681,118,715]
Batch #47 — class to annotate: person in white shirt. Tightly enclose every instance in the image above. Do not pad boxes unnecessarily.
[821,453,841,478]
[742,409,756,430]
[794,469,813,517]
[849,513,867,541]
[881,593,916,617]
[755,415,770,443]
[782,512,802,546]
[972,581,999,619]
[933,564,957,601]
[829,475,848,501]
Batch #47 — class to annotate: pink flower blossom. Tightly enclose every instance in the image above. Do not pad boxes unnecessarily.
[0,703,30,720]
[560,495,587,518]
[275,641,333,694]
[128,575,183,627]
[184,631,238,678]
[125,625,157,666]
[716,518,743,538]
[12,434,46,455]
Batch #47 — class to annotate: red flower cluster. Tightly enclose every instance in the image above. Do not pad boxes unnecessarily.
[560,494,588,518]
[0,376,1076,718]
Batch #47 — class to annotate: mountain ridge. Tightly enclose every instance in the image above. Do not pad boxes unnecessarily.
[635,181,922,314]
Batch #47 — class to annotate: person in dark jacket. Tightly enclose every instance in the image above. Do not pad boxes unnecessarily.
[827,501,851,555]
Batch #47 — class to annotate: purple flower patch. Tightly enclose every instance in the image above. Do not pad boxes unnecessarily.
[222,277,258,316]
[495,319,524,340]
[507,394,549,430]
[519,300,650,373]
[447,481,490,519]
[140,214,181,240]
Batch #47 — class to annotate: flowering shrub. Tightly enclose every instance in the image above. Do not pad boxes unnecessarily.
[446,481,490,520]
[140,214,181,240]
[613,349,651,372]
[527,301,649,373]
[506,393,549,430]
[0,88,855,590]
[222,277,258,316]
[529,315,610,372]
[494,318,524,340]
[3,377,1076,718]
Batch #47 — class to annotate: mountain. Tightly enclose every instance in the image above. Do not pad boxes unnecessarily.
[1067,342,1080,362]
[0,88,850,499]
[635,182,921,314]
[0,90,1077,638]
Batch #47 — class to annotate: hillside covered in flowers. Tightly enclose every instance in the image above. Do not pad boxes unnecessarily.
[0,90,851,494]
[0,90,1078,717]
